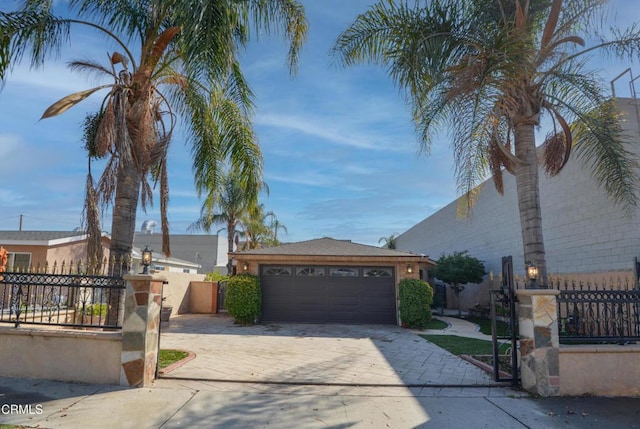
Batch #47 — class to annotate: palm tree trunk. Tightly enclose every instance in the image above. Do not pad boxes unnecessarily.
[106,158,141,326]
[227,220,235,274]
[514,123,547,285]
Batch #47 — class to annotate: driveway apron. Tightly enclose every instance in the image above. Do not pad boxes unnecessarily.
[159,314,497,386]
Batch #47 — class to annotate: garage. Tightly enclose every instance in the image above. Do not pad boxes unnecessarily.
[260,265,396,323]
[231,238,435,325]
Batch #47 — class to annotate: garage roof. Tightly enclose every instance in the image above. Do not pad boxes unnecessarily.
[232,237,427,258]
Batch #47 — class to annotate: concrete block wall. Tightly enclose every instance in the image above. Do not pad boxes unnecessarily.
[397,98,640,277]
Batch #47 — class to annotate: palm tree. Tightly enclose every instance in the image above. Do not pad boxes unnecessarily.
[269,215,288,245]
[0,1,307,271]
[239,204,274,250]
[334,0,640,281]
[378,234,397,250]
[189,169,264,273]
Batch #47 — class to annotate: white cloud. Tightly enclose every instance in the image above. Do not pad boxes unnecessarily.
[256,113,408,152]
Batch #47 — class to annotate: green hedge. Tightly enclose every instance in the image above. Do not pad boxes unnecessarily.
[398,278,434,329]
[226,274,261,325]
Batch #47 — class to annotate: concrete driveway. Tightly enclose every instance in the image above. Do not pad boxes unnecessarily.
[159,314,496,386]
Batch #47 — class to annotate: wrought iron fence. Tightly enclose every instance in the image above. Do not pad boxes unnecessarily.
[554,277,640,344]
[0,259,127,329]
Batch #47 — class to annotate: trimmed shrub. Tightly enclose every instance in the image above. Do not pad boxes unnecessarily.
[398,278,434,329]
[226,274,261,325]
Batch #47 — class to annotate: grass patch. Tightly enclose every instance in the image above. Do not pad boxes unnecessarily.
[424,318,449,330]
[420,334,510,356]
[159,349,189,369]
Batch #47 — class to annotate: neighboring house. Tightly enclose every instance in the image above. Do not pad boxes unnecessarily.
[396,97,640,281]
[0,230,111,271]
[134,229,227,274]
[232,237,435,325]
[131,247,200,274]
[0,230,200,274]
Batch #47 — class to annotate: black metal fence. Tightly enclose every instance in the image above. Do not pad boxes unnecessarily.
[555,278,640,344]
[0,260,126,329]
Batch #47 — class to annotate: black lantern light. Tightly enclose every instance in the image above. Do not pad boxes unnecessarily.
[141,246,153,274]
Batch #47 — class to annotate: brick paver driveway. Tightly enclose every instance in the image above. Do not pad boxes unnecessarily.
[159,314,496,386]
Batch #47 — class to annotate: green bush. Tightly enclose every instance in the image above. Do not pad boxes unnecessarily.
[226,274,261,325]
[398,278,434,329]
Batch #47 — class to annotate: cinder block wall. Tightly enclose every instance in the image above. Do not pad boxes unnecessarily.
[397,98,640,277]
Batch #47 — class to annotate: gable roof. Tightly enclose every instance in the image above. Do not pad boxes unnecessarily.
[0,230,109,247]
[232,237,424,258]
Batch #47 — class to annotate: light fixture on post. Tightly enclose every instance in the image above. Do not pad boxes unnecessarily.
[526,261,538,289]
[406,264,413,274]
[141,246,153,274]
[242,262,249,272]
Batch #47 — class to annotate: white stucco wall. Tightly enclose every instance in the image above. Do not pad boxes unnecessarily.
[396,98,640,276]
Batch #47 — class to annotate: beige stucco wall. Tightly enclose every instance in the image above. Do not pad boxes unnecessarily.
[559,345,640,396]
[158,271,206,315]
[1,245,47,267]
[1,237,110,270]
[0,327,122,384]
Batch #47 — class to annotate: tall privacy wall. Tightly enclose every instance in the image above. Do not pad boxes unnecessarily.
[396,98,640,276]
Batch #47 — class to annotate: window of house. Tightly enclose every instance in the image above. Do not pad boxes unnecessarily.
[7,252,31,271]
[364,268,392,277]
[329,267,359,277]
[296,267,325,276]
[264,267,292,276]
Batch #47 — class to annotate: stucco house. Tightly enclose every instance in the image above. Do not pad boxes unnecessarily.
[231,237,435,325]
[0,230,110,271]
[0,230,200,274]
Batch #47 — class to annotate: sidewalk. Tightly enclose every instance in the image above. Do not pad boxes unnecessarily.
[2,376,640,428]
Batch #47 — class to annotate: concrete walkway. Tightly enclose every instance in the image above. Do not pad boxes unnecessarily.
[3,315,640,428]
[159,314,496,386]
[422,315,495,341]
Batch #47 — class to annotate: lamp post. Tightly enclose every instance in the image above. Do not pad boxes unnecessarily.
[526,261,538,289]
[141,246,153,274]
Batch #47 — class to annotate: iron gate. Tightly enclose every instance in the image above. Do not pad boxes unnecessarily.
[489,256,519,386]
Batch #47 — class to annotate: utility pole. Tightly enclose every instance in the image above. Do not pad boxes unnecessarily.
[19,214,23,231]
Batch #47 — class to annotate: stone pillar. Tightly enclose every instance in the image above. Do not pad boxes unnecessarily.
[516,289,560,396]
[120,274,166,387]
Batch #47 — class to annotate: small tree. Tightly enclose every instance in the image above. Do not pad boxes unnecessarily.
[431,251,485,316]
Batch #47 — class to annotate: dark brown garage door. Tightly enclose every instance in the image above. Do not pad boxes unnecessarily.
[260,265,396,324]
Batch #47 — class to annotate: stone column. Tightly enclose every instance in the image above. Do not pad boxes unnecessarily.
[120,273,166,387]
[516,289,560,397]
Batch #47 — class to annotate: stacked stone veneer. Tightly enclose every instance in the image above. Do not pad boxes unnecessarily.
[396,98,640,276]
[517,289,560,396]
[120,274,165,387]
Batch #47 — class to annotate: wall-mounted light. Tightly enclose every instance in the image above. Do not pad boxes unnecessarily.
[141,246,153,274]
[406,264,413,274]
[242,262,249,272]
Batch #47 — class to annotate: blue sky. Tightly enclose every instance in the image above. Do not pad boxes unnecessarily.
[0,0,638,247]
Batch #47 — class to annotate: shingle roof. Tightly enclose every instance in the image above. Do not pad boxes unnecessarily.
[0,230,86,241]
[233,237,422,257]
